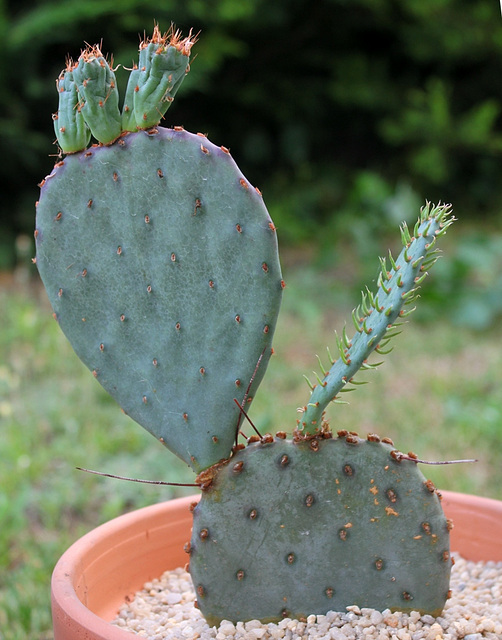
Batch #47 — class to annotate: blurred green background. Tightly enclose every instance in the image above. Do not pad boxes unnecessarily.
[1,0,502,638]
[3,0,502,261]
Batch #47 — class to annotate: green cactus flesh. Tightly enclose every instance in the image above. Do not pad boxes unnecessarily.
[189,434,452,625]
[35,127,283,472]
[70,44,122,146]
[53,66,91,154]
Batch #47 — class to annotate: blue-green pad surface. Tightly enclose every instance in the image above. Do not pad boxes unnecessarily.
[35,128,282,472]
[189,435,451,624]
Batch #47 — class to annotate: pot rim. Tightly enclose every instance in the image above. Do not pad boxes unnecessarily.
[51,494,199,640]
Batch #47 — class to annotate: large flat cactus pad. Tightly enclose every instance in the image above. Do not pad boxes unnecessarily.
[35,128,283,472]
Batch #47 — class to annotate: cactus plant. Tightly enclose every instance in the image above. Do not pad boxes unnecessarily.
[36,26,456,628]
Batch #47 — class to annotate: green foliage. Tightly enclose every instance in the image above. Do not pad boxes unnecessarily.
[379,79,502,186]
[423,231,502,329]
[3,0,502,254]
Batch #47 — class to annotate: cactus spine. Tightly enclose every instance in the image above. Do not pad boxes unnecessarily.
[37,25,456,628]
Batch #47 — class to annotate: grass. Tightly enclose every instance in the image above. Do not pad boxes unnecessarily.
[1,249,501,640]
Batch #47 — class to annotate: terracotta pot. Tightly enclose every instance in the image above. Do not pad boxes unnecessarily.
[51,491,502,640]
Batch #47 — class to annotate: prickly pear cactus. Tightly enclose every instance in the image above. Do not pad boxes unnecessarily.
[35,27,283,473]
[189,203,455,624]
[37,25,457,628]
[189,434,452,625]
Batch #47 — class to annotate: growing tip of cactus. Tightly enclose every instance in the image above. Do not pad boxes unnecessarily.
[71,43,122,146]
[53,64,91,154]
[54,24,196,154]
[122,23,196,132]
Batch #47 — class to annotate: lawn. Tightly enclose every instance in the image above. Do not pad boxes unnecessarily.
[1,243,501,639]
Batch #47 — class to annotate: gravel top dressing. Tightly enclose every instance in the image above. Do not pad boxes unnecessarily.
[113,554,502,640]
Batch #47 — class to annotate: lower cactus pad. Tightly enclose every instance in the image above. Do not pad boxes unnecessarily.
[189,433,452,625]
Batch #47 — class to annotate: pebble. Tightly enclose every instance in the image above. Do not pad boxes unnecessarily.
[113,555,502,640]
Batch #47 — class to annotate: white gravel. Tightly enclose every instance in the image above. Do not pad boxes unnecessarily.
[112,554,502,639]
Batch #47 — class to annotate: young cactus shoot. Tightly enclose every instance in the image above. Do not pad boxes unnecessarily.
[37,24,457,628]
[299,202,454,436]
[53,25,197,153]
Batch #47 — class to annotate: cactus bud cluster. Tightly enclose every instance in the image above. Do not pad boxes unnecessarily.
[53,24,196,153]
